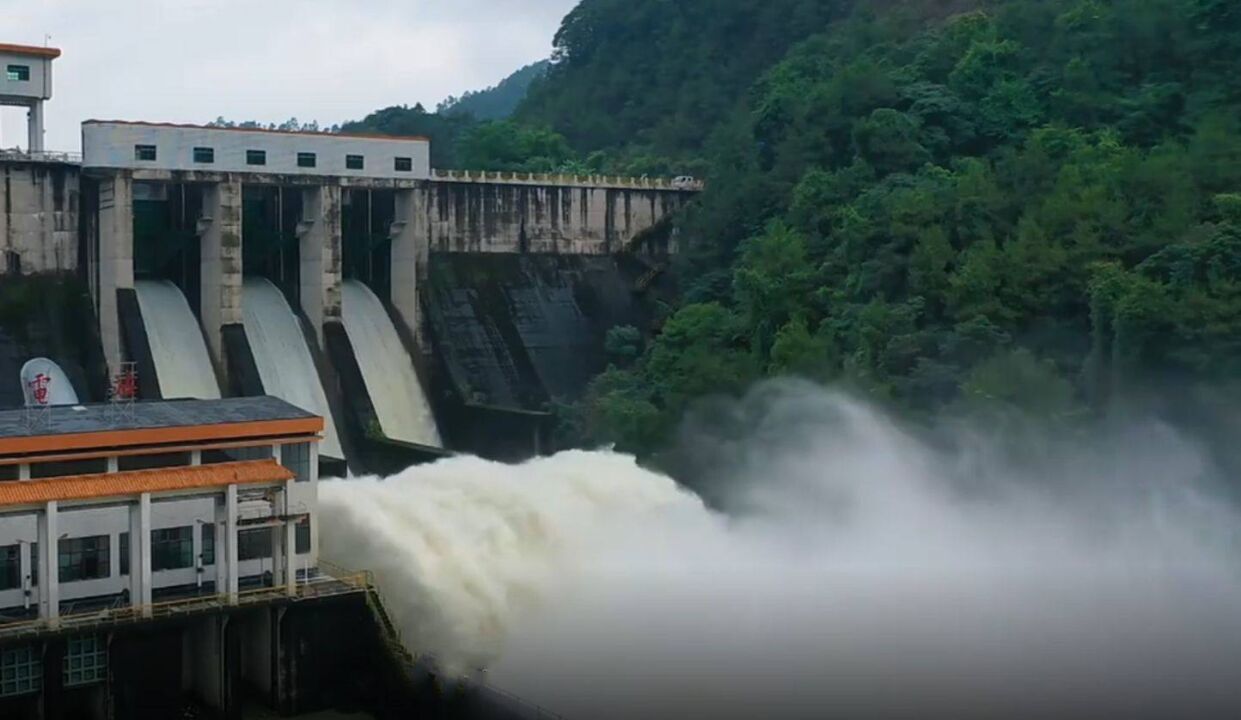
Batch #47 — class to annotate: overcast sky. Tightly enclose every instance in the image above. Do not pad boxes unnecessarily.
[3,0,577,151]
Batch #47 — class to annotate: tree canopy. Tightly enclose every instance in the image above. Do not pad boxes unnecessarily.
[329,0,1241,457]
[525,0,1241,454]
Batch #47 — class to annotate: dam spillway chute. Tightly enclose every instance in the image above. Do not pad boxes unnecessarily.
[134,280,221,400]
[19,358,79,406]
[341,279,441,447]
[242,277,344,460]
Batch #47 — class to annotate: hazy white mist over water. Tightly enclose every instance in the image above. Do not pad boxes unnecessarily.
[320,382,1241,719]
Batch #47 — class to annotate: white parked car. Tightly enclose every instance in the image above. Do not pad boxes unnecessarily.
[671,175,698,190]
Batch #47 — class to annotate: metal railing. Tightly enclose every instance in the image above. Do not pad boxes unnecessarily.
[0,149,82,164]
[0,568,369,640]
[432,168,703,191]
[340,561,567,720]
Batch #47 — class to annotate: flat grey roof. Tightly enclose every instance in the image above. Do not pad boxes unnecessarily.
[0,396,316,441]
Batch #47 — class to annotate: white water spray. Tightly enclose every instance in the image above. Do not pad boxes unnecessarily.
[341,279,441,447]
[243,277,343,459]
[320,383,1241,719]
[135,279,220,400]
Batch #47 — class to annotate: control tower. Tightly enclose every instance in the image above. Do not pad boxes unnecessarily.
[0,43,59,152]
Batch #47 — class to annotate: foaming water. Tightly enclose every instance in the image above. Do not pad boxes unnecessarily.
[319,383,1241,719]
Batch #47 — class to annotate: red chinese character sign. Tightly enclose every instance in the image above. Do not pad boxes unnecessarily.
[106,362,139,426]
[113,366,138,401]
[19,357,79,408]
[28,373,50,406]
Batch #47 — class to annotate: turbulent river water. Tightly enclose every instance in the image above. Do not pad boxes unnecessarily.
[319,383,1241,719]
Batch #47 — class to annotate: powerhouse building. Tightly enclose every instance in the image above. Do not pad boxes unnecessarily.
[0,396,322,622]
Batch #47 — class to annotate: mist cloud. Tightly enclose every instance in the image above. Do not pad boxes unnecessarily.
[321,381,1241,719]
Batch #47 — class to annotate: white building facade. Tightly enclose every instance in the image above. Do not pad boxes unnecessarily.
[82,121,430,180]
[0,397,323,626]
[0,43,58,152]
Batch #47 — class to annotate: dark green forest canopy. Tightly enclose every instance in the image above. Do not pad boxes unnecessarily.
[437,61,550,121]
[535,0,1241,453]
[341,0,1241,456]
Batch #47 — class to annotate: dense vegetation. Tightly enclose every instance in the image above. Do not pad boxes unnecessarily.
[517,0,1241,454]
[437,61,550,121]
[338,0,1241,457]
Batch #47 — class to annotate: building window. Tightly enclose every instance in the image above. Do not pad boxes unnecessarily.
[296,519,311,554]
[0,465,16,482]
[0,646,41,697]
[29,458,107,479]
[394,157,413,172]
[282,443,311,483]
[58,536,110,583]
[118,533,128,576]
[346,154,364,170]
[0,545,18,591]
[151,527,193,571]
[201,523,215,566]
[29,543,37,586]
[134,144,157,162]
[238,528,272,561]
[193,147,215,164]
[246,149,267,166]
[119,452,191,472]
[203,445,272,464]
[63,635,106,687]
[297,152,317,168]
[6,65,30,82]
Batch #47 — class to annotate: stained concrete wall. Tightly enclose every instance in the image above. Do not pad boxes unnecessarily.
[97,173,133,373]
[418,181,688,259]
[201,179,243,376]
[0,160,79,274]
[299,185,342,343]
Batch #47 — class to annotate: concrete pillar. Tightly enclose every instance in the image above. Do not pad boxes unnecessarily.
[225,484,239,604]
[391,188,423,337]
[298,185,342,345]
[27,102,44,153]
[201,178,244,374]
[191,450,202,466]
[129,493,152,614]
[19,541,32,612]
[18,464,30,481]
[106,456,118,473]
[283,483,296,596]
[98,174,134,375]
[37,501,58,623]
[214,500,227,595]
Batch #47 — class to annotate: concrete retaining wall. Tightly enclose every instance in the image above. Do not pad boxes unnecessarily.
[418,181,688,257]
[0,160,79,274]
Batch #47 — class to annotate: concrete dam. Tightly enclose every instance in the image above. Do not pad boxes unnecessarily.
[3,121,698,473]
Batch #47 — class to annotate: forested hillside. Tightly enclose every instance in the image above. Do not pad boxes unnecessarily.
[438,61,550,121]
[518,0,1241,453]
[343,0,1241,456]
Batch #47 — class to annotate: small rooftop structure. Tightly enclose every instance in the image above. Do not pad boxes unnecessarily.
[0,42,59,152]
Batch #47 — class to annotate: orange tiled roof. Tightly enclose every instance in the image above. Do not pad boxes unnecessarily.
[0,460,293,507]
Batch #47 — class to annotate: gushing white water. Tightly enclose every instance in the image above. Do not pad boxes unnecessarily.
[135,280,220,400]
[341,280,441,447]
[320,384,1241,719]
[242,277,343,459]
